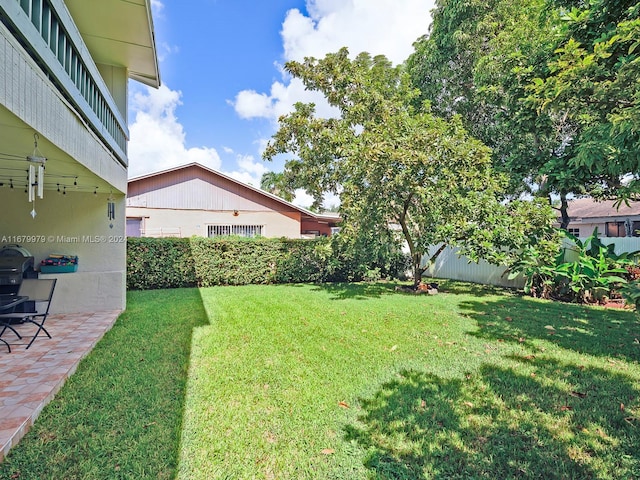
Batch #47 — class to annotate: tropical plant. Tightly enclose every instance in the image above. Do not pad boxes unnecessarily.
[507,244,564,298]
[554,245,628,303]
[509,227,634,303]
[620,280,640,311]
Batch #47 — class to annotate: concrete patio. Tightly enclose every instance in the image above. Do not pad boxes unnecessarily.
[0,311,120,462]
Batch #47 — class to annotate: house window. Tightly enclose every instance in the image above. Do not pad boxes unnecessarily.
[208,225,263,238]
[567,228,580,237]
[633,221,640,237]
[605,222,626,237]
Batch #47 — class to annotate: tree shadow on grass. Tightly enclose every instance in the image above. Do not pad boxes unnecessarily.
[0,288,209,480]
[311,282,401,300]
[459,296,640,363]
[430,278,517,298]
[310,278,518,301]
[345,360,640,479]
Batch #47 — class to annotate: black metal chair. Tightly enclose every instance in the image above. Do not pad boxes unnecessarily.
[0,294,28,353]
[0,278,57,351]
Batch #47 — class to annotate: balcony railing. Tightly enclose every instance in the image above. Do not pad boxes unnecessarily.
[0,0,129,166]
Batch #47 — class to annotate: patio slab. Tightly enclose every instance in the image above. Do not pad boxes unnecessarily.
[0,311,120,462]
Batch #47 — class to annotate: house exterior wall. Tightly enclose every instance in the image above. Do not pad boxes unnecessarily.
[0,190,126,313]
[126,165,324,239]
[128,165,297,213]
[127,207,302,238]
[300,219,333,237]
[0,0,158,314]
[96,63,128,122]
[566,217,640,238]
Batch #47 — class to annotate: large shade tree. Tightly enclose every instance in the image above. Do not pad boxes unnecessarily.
[529,0,640,204]
[264,48,556,285]
[407,0,640,226]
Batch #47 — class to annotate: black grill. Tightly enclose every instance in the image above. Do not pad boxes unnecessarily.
[0,245,36,312]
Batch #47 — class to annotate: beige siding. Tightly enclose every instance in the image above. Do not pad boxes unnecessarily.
[96,63,128,120]
[128,165,296,214]
[566,217,640,238]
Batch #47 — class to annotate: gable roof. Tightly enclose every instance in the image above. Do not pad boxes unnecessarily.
[567,198,640,220]
[128,162,340,223]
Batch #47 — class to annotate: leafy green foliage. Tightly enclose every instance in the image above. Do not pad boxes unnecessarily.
[620,280,640,311]
[127,236,409,289]
[407,0,640,221]
[509,228,637,303]
[259,171,296,202]
[126,237,197,290]
[528,1,640,202]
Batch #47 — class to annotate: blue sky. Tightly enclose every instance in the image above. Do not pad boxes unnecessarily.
[127,0,435,205]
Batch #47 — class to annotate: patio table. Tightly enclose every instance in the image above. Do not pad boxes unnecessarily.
[0,295,28,352]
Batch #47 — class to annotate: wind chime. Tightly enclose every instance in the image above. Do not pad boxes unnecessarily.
[107,191,115,228]
[26,133,46,218]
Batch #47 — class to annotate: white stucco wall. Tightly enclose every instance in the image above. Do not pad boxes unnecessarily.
[127,207,302,239]
[1,190,126,313]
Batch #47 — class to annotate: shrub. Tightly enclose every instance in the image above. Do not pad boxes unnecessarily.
[127,237,197,290]
[127,236,407,290]
[509,228,637,303]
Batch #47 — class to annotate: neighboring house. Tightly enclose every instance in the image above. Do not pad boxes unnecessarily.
[563,198,640,238]
[0,0,160,313]
[126,163,341,239]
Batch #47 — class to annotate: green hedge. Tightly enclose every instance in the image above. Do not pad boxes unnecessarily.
[127,236,410,290]
[127,237,197,290]
[127,237,400,290]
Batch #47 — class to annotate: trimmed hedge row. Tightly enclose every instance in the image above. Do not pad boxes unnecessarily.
[127,236,409,290]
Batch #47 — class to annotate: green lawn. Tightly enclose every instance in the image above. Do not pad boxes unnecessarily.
[1,282,639,479]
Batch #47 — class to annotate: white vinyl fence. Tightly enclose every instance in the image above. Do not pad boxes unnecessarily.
[423,237,640,289]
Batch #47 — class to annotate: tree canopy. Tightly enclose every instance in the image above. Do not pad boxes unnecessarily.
[260,171,295,203]
[264,48,556,285]
[407,0,640,225]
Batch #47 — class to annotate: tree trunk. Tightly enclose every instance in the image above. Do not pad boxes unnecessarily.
[412,253,425,288]
[559,192,570,230]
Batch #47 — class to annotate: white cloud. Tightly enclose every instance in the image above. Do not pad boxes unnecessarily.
[233,78,339,124]
[293,188,315,209]
[128,84,222,178]
[283,0,434,64]
[128,84,271,187]
[224,154,269,188]
[231,0,434,125]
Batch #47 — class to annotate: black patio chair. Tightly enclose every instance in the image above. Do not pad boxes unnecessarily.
[0,294,28,353]
[0,278,57,351]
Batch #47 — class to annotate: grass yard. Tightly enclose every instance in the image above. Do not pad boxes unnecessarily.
[1,281,639,479]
